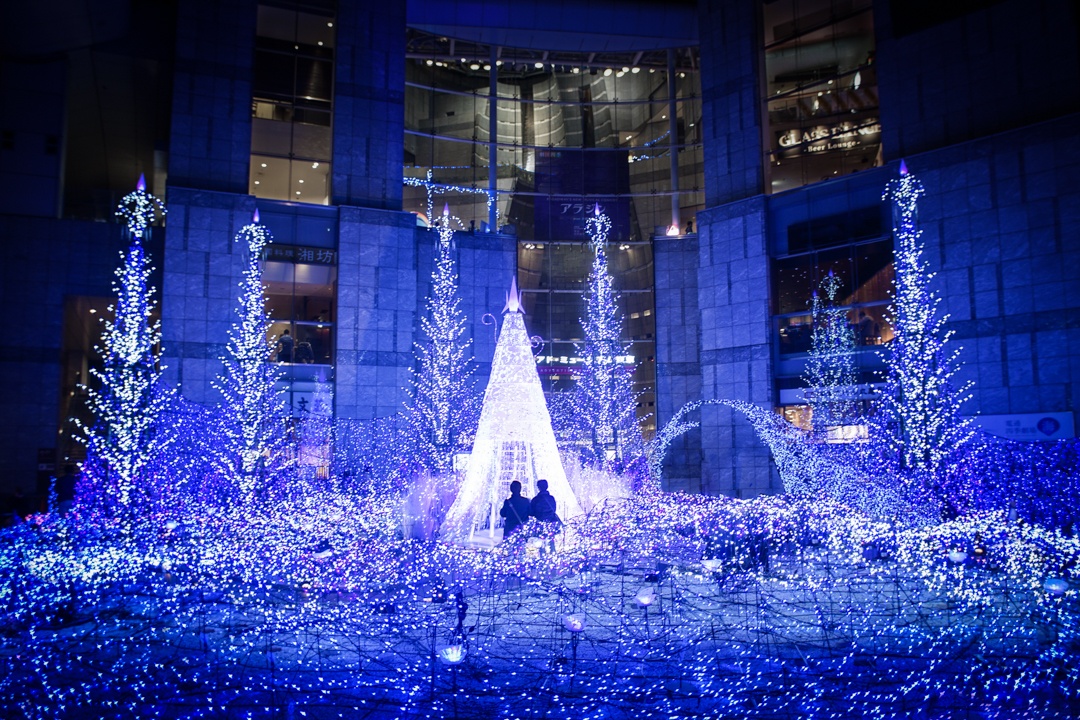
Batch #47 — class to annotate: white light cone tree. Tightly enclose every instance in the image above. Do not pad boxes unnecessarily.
[444,278,583,542]
[405,205,479,474]
[78,175,173,515]
[213,210,289,499]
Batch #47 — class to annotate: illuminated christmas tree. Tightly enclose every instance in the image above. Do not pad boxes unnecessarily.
[405,206,479,474]
[874,162,975,509]
[78,175,174,515]
[572,204,644,472]
[444,279,582,541]
[212,210,288,498]
[802,271,858,437]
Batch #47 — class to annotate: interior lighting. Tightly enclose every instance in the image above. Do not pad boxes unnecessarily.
[572,67,580,74]
[261,163,267,168]
[534,61,544,69]
[631,67,640,73]
[298,179,304,183]
[426,59,433,66]
[666,224,680,236]
[679,72,685,78]
[616,71,625,77]
[470,63,480,70]
[603,68,612,76]
[622,67,629,73]
[327,21,333,27]
[312,162,319,168]
[317,41,323,46]
[254,181,260,185]
[296,191,301,195]
[483,64,491,71]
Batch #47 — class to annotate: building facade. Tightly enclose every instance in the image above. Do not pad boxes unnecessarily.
[1,0,1077,501]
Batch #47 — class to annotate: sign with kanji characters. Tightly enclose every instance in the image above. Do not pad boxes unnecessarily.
[972,412,1075,441]
[262,245,337,265]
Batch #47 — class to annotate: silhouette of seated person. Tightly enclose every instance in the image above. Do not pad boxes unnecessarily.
[529,479,562,551]
[499,480,531,540]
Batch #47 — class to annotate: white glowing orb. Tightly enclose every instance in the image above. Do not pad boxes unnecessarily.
[1044,578,1069,596]
[439,644,467,665]
[635,587,657,607]
[563,614,586,633]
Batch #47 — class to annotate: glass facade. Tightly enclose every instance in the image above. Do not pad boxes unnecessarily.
[249,4,336,204]
[404,31,705,436]
[261,236,337,416]
[762,0,882,193]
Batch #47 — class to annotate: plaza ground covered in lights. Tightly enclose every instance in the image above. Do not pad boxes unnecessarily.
[2,1,1080,718]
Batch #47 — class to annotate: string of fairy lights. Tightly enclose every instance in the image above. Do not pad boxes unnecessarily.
[2,166,1079,718]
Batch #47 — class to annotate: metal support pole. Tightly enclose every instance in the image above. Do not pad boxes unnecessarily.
[667,49,680,233]
[488,46,499,232]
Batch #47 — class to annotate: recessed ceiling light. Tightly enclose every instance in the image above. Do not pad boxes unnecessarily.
[317,41,323,46]
[296,191,301,195]
[261,163,267,168]
[312,162,319,168]
[632,67,640,73]
[327,22,333,27]
[298,179,304,183]
[534,61,544,69]
[254,180,260,185]
[470,63,480,70]
[603,68,612,76]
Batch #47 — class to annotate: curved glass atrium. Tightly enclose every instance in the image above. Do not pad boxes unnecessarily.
[404,30,704,436]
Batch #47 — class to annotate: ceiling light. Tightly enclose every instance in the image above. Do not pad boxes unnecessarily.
[534,61,544,69]
[296,191,301,195]
[496,60,502,66]
[626,135,632,140]
[603,68,612,76]
[426,59,433,66]
[461,58,467,63]
[571,67,580,74]
[317,41,323,46]
[312,162,319,168]
[616,71,625,77]
[631,67,640,73]
[679,72,686,78]
[470,63,480,70]
[662,114,667,119]
[327,22,333,27]
[261,163,267,168]
[89,308,97,314]
[483,64,491,71]
[298,179,304,183]
[649,68,655,73]
[622,67,629,73]
[254,180,260,185]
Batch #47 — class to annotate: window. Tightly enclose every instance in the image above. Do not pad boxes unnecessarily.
[762,0,882,193]
[249,5,335,204]
[263,253,337,378]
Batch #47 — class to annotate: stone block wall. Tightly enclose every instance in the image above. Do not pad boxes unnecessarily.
[335,207,418,420]
[168,0,255,194]
[696,197,779,496]
[159,188,256,404]
[653,234,702,492]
